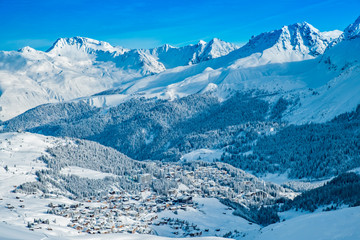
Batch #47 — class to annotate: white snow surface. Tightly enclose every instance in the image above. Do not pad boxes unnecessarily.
[60,166,117,179]
[180,149,223,163]
[153,197,259,237]
[248,206,360,240]
[0,221,228,240]
[321,30,343,41]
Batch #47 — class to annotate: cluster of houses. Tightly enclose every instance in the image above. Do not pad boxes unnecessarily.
[46,189,195,235]
[43,163,274,236]
[154,217,205,237]
[162,164,271,204]
[27,218,53,231]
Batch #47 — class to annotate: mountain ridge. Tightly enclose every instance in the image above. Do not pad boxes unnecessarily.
[0,18,358,122]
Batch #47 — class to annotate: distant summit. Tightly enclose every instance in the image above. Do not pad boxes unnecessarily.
[243,22,334,57]
[343,16,360,40]
[148,38,239,68]
[47,36,127,55]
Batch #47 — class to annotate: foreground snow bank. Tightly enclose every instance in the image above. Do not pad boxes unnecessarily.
[252,206,360,240]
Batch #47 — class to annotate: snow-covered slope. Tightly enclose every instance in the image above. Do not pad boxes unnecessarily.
[286,17,360,123]
[153,197,259,238]
[248,207,360,240]
[321,30,343,41]
[0,46,133,120]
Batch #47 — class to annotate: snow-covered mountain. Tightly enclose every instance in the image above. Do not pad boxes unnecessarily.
[86,20,360,124]
[75,21,354,124]
[147,38,239,69]
[230,22,339,67]
[340,16,360,40]
[47,36,239,71]
[47,36,129,56]
[46,36,166,75]
[82,22,340,98]
[0,37,237,121]
[0,18,358,124]
[288,16,360,123]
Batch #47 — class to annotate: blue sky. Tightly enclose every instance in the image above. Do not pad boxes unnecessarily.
[0,0,359,51]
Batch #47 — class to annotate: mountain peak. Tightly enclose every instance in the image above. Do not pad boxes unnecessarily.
[207,38,227,45]
[235,21,335,66]
[290,21,312,27]
[282,21,320,36]
[208,37,221,43]
[198,38,239,61]
[158,43,175,51]
[275,22,330,55]
[197,40,207,45]
[18,46,37,53]
[46,37,126,56]
[343,16,360,40]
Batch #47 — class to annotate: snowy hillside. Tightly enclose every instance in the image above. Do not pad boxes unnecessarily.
[77,21,355,124]
[0,45,139,120]
[248,207,360,240]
